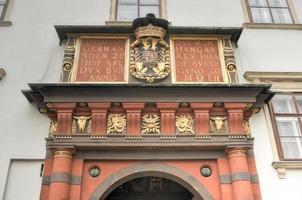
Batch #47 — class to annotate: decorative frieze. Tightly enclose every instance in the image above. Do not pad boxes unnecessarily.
[209,116,229,134]
[72,116,92,134]
[141,114,160,134]
[107,114,127,134]
[175,115,194,135]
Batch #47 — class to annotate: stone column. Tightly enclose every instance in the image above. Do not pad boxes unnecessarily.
[69,158,84,200]
[157,103,179,135]
[191,103,213,135]
[53,103,76,135]
[225,147,254,200]
[39,150,53,200]
[217,157,233,200]
[247,149,262,200]
[122,103,145,135]
[88,103,111,135]
[48,149,74,200]
[224,103,247,135]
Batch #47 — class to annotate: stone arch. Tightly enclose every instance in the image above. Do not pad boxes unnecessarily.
[89,162,213,200]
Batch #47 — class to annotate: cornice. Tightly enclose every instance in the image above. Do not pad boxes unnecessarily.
[244,71,302,82]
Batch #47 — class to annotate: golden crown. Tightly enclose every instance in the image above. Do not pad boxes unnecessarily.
[134,24,166,39]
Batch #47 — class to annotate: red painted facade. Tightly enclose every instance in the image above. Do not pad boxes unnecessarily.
[39,102,262,200]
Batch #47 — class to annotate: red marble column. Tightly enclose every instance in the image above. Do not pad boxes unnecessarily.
[217,157,233,200]
[69,159,84,200]
[157,103,179,135]
[122,103,145,135]
[48,149,74,200]
[190,103,213,135]
[39,151,53,200]
[88,103,111,135]
[247,150,262,200]
[53,103,76,135]
[224,103,247,134]
[226,147,254,200]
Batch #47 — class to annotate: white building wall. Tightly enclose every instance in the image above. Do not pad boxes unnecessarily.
[0,0,301,199]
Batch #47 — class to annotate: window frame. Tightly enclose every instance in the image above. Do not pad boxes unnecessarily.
[0,0,9,21]
[115,0,162,21]
[269,93,302,161]
[245,0,295,24]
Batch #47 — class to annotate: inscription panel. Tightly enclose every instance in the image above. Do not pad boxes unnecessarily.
[173,38,225,83]
[74,37,128,82]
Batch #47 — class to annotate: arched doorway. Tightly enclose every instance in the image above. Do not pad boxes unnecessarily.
[89,163,213,200]
[106,176,193,200]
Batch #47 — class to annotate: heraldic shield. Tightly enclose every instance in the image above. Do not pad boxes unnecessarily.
[130,14,170,83]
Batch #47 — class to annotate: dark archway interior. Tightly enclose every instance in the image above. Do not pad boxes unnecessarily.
[105,176,194,200]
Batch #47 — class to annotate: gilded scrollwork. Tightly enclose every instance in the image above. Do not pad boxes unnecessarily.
[107,114,126,134]
[72,116,92,134]
[223,37,238,83]
[175,115,194,134]
[210,116,229,134]
[61,36,76,82]
[141,114,160,134]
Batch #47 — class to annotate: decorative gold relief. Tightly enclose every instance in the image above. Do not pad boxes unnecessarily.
[72,116,92,134]
[61,36,76,82]
[175,115,194,134]
[107,114,126,134]
[49,120,57,135]
[141,114,160,134]
[223,37,238,83]
[130,24,170,83]
[210,116,229,134]
[243,119,251,135]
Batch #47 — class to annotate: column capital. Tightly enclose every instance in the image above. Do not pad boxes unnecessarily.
[122,103,145,111]
[156,103,179,110]
[225,147,248,158]
[224,103,247,111]
[53,103,76,111]
[53,148,76,159]
[88,103,111,110]
[190,103,213,110]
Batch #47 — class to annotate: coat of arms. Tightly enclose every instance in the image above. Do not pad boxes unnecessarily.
[130,14,170,83]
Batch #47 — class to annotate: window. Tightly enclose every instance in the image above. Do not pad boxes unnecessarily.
[117,0,160,21]
[270,94,302,160]
[0,0,9,21]
[246,0,294,23]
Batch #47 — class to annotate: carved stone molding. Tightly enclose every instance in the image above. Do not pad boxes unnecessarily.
[175,115,194,135]
[223,37,238,83]
[60,36,76,82]
[142,114,160,134]
[72,116,92,134]
[107,114,127,134]
[210,116,229,134]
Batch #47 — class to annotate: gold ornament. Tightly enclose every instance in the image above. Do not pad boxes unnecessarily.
[175,115,194,134]
[49,120,57,135]
[130,24,170,83]
[72,116,92,134]
[107,114,126,134]
[142,114,160,134]
[243,119,251,135]
[210,116,229,133]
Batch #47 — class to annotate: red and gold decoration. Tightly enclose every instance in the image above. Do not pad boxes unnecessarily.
[130,14,170,83]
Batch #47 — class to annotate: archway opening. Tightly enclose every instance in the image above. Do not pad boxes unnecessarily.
[105,176,194,200]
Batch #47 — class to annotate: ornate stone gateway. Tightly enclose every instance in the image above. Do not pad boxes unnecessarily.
[23,14,274,200]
